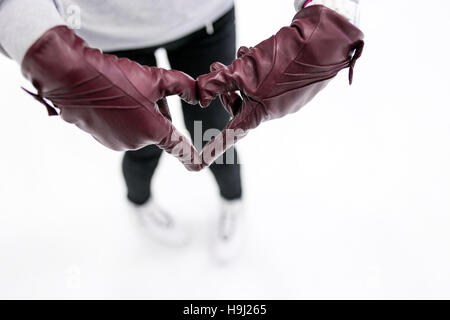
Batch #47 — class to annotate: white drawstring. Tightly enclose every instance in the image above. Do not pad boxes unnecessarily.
[206,22,214,35]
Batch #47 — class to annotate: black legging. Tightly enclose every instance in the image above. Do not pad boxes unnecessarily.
[108,8,242,205]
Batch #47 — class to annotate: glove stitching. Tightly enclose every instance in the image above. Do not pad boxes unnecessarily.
[264,73,335,101]
[57,31,159,119]
[280,5,326,83]
[252,36,277,99]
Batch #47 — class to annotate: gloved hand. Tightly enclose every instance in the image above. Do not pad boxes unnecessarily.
[196,5,364,168]
[21,26,202,171]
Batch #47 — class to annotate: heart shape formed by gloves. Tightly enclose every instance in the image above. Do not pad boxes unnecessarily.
[21,6,364,173]
[193,5,364,170]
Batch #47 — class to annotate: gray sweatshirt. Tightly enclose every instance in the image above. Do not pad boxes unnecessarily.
[0,0,356,64]
[0,0,234,63]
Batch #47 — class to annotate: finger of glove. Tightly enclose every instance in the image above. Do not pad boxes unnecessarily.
[157,120,203,172]
[200,98,266,168]
[198,62,239,108]
[114,58,198,105]
[211,61,244,116]
[156,98,172,122]
[196,62,226,108]
[210,62,226,72]
[198,48,253,108]
[200,112,249,168]
[237,46,251,58]
[156,68,198,105]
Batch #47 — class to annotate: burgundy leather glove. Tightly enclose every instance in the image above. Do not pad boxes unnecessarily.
[21,26,202,171]
[197,5,364,167]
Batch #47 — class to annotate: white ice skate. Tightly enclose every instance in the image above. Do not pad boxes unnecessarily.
[132,200,190,247]
[211,198,246,264]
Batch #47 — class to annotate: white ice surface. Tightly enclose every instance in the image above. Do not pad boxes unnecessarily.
[1,0,450,299]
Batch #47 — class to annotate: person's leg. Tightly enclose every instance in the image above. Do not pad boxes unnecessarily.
[166,8,242,201]
[106,48,163,205]
[122,145,163,205]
